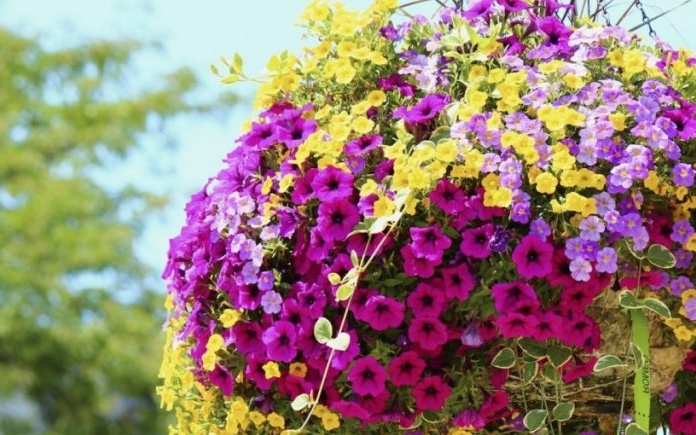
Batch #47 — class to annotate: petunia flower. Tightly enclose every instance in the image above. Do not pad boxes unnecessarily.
[429,179,467,214]
[460,224,494,259]
[388,351,426,387]
[348,356,388,397]
[408,316,448,350]
[317,200,360,242]
[511,235,554,279]
[669,402,696,435]
[496,313,539,338]
[363,295,405,331]
[412,375,451,411]
[393,93,450,125]
[440,263,476,301]
[401,244,437,278]
[491,281,540,313]
[409,224,452,261]
[262,321,297,363]
[407,282,447,317]
[344,134,383,156]
[311,166,355,202]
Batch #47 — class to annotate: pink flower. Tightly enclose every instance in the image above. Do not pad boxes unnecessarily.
[311,165,354,202]
[429,179,467,214]
[262,321,298,363]
[496,313,539,338]
[388,351,426,386]
[401,244,436,278]
[363,295,405,331]
[440,263,476,301]
[491,281,540,314]
[348,356,388,397]
[530,311,563,341]
[409,224,452,261]
[512,235,554,279]
[413,375,451,411]
[670,402,696,435]
[460,224,493,259]
[408,317,448,350]
[317,200,360,242]
[407,282,447,317]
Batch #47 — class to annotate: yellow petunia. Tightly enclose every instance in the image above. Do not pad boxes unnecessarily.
[220,309,241,328]
[267,413,285,429]
[535,172,558,194]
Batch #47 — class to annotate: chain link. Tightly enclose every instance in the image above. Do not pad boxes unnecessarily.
[635,0,657,37]
[597,0,611,25]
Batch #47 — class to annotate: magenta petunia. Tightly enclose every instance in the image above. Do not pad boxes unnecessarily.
[669,402,696,435]
[208,364,235,397]
[407,282,447,317]
[262,320,297,363]
[311,166,355,202]
[363,295,405,331]
[393,93,450,124]
[511,235,554,279]
[388,350,426,387]
[408,316,449,350]
[344,134,383,156]
[491,281,540,314]
[409,224,452,261]
[412,375,451,411]
[348,356,388,397]
[429,179,467,214]
[231,321,265,356]
[317,200,360,242]
[401,244,437,278]
[496,312,539,339]
[460,224,494,259]
[440,263,476,301]
[530,311,563,341]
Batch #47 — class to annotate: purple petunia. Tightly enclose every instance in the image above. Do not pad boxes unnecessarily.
[348,356,387,397]
[311,166,355,202]
[317,200,360,242]
[511,235,554,279]
[262,320,297,363]
[409,224,452,261]
[393,93,450,124]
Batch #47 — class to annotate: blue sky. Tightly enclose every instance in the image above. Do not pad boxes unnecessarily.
[1,0,694,277]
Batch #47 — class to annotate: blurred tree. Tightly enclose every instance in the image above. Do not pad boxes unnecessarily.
[0,27,232,434]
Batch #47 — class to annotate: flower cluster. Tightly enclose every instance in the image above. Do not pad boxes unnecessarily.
[159,0,696,434]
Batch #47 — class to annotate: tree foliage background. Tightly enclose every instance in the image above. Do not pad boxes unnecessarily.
[0,25,231,434]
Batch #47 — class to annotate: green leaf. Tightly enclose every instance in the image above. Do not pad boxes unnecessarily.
[290,393,312,411]
[517,339,546,359]
[430,126,451,142]
[220,73,239,84]
[350,250,360,267]
[327,273,341,286]
[369,216,389,234]
[326,332,350,351]
[594,354,626,372]
[522,361,538,384]
[547,346,573,369]
[393,188,411,209]
[630,342,644,370]
[336,284,354,302]
[313,317,333,344]
[210,64,220,76]
[625,423,648,435]
[523,409,548,432]
[643,297,671,318]
[233,52,244,73]
[541,364,560,382]
[491,347,516,369]
[646,244,676,269]
[619,290,643,309]
[552,402,575,422]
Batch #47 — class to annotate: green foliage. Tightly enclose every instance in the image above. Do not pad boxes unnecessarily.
[0,26,230,434]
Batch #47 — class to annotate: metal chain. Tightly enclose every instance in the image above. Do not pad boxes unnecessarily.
[635,0,657,37]
[597,0,611,25]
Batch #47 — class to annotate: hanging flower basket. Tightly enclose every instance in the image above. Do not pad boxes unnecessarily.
[158,1,696,434]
